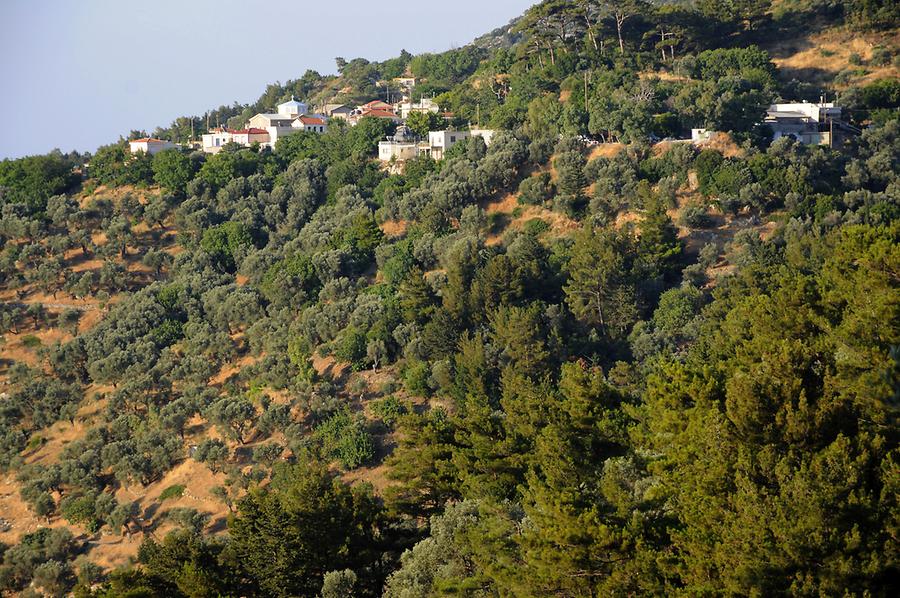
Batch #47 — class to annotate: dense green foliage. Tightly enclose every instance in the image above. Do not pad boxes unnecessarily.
[0,151,80,212]
[0,1,898,596]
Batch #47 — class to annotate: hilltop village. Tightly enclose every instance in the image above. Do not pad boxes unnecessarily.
[129,75,859,167]
[1,0,897,595]
[128,78,502,166]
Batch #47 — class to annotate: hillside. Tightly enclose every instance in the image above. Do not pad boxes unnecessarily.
[1,1,898,596]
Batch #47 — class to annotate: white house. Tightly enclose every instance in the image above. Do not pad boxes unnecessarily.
[379,139,421,162]
[427,130,469,160]
[378,126,422,162]
[230,128,270,146]
[769,101,841,123]
[292,116,327,133]
[129,138,174,155]
[240,97,328,146]
[201,129,232,153]
[393,76,416,92]
[361,100,395,113]
[470,129,496,146]
[248,113,295,129]
[378,128,497,162]
[691,128,714,142]
[397,97,440,119]
[350,108,403,126]
[763,101,841,146]
[201,128,271,153]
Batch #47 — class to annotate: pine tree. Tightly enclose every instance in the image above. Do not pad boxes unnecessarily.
[398,267,437,325]
[517,362,633,592]
[638,224,899,595]
[385,409,460,519]
[564,225,638,339]
[450,332,521,500]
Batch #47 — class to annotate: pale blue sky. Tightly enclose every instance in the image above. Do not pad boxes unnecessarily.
[0,0,534,159]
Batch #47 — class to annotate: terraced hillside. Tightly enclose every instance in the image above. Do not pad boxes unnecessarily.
[0,1,898,596]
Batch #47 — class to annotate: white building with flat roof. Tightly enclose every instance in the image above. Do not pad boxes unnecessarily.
[764,101,841,146]
[379,140,421,162]
[470,129,496,146]
[129,138,174,155]
[248,113,295,129]
[379,128,497,162]
[201,129,232,153]
[397,97,440,119]
[768,101,841,122]
[428,130,468,160]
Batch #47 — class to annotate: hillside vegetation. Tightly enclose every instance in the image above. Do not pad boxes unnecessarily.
[1,0,898,596]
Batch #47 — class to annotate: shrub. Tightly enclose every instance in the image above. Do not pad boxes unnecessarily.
[321,569,357,598]
[693,149,723,194]
[870,46,891,66]
[22,335,42,349]
[679,205,713,228]
[252,442,284,466]
[718,193,744,216]
[192,438,229,472]
[335,326,368,370]
[370,396,408,428]
[699,242,719,269]
[200,221,254,272]
[316,410,375,469]
[166,507,209,533]
[59,494,98,530]
[517,173,555,205]
[379,379,400,395]
[553,193,586,218]
[402,360,432,396]
[682,263,707,287]
[523,218,551,236]
[158,484,185,502]
[487,212,508,234]
[553,149,587,196]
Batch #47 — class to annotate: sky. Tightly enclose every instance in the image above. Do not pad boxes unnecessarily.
[0,0,535,160]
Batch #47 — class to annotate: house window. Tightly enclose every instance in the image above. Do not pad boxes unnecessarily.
[450,136,456,143]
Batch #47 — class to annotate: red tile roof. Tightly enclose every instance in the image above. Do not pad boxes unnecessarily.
[297,116,326,126]
[362,109,399,119]
[131,138,169,143]
[231,128,268,135]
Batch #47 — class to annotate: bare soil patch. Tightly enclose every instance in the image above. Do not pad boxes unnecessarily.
[771,29,900,88]
[380,219,409,238]
[588,143,626,161]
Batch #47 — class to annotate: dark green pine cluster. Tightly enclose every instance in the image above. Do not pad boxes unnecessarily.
[1,0,898,596]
